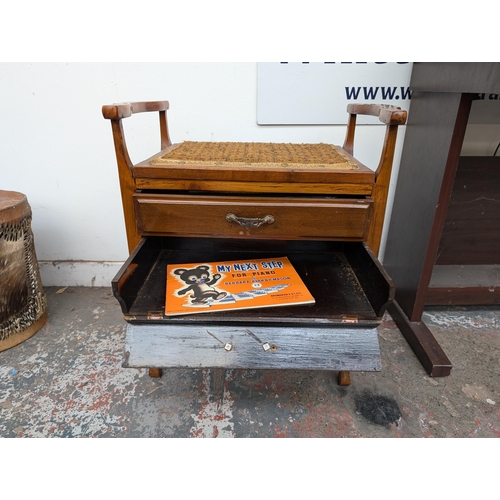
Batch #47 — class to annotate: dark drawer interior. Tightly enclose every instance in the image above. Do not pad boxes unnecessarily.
[113,237,394,327]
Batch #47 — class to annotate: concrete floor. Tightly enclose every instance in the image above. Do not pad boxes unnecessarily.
[1,286,499,438]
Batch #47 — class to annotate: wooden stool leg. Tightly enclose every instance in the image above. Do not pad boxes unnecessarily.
[149,368,163,378]
[337,371,351,386]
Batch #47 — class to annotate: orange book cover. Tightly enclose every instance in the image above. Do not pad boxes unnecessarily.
[165,256,315,316]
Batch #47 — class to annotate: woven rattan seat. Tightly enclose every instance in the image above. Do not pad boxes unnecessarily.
[151,141,359,170]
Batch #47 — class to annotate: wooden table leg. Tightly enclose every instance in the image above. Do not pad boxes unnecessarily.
[338,371,351,386]
[149,368,163,378]
[388,301,452,377]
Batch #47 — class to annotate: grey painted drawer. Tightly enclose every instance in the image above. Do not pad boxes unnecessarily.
[124,323,382,372]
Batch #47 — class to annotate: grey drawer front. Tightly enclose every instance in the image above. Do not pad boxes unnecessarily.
[124,323,382,372]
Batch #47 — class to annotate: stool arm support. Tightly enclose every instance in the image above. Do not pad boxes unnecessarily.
[102,100,172,252]
[102,100,172,151]
[342,104,407,257]
[346,103,407,126]
[102,101,170,120]
[342,104,407,156]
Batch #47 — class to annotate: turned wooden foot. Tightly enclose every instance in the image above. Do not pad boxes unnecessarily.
[149,368,163,378]
[338,371,351,386]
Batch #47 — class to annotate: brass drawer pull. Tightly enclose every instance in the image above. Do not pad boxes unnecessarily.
[226,213,275,228]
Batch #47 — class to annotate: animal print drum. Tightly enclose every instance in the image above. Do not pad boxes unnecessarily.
[0,190,47,351]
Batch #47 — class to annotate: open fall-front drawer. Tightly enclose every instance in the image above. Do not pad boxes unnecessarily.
[112,237,395,375]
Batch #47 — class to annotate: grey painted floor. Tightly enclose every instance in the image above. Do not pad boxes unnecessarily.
[1,287,499,439]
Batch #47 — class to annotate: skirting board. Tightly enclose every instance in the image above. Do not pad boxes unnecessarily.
[124,323,382,372]
[38,261,124,287]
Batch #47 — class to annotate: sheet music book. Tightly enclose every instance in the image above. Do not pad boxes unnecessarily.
[165,256,315,316]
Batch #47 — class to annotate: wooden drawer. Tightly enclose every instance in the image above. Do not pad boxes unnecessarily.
[113,236,394,327]
[113,237,394,373]
[123,323,382,372]
[134,193,372,241]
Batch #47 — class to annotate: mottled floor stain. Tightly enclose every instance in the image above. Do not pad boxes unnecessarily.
[354,392,402,428]
[190,369,235,438]
[1,288,499,438]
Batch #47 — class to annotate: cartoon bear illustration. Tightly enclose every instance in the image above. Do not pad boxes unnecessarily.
[173,265,227,304]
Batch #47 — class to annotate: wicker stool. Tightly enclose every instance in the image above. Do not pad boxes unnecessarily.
[0,190,47,351]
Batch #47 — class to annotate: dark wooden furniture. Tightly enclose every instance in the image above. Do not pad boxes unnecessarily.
[103,101,407,385]
[429,155,500,304]
[383,62,500,377]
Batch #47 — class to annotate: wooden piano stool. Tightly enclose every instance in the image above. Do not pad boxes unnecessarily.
[103,101,406,386]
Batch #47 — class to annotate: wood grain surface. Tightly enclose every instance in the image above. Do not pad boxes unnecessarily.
[124,323,382,372]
